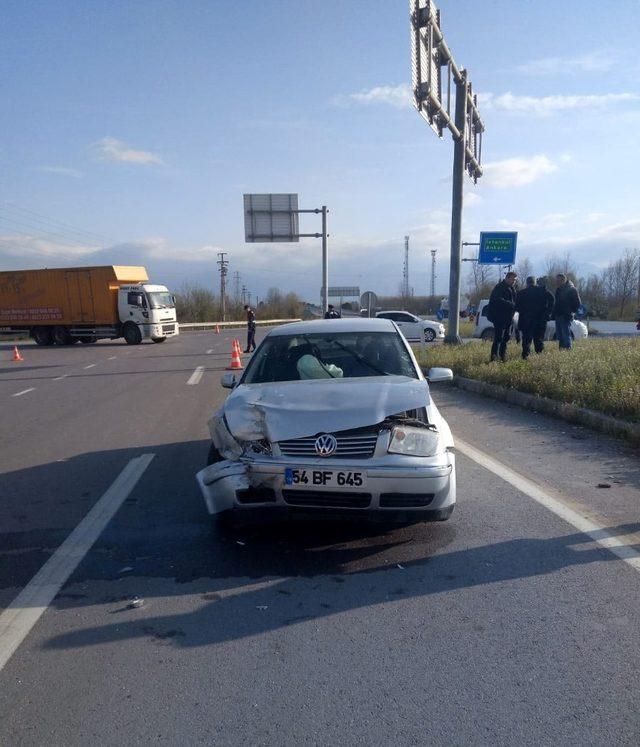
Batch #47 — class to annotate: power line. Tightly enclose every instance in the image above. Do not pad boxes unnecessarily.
[0,215,101,249]
[1,202,120,245]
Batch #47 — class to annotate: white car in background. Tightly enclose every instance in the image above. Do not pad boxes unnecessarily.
[473,299,589,341]
[376,311,445,342]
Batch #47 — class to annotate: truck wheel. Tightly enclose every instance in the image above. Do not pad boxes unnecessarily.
[33,327,54,346]
[151,337,167,344]
[481,328,495,341]
[80,337,97,344]
[123,324,142,345]
[52,326,71,345]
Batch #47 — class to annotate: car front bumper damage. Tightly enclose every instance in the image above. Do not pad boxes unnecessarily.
[196,452,456,521]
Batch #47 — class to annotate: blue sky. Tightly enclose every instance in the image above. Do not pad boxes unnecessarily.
[1,0,639,301]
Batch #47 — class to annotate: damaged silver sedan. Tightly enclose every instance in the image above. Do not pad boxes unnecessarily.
[196,318,456,523]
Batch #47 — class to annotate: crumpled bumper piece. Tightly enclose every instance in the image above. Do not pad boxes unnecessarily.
[196,460,249,515]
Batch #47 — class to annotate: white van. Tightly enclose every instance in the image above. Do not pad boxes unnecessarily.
[473,299,588,341]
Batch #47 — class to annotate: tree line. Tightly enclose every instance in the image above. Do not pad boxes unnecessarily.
[174,283,305,323]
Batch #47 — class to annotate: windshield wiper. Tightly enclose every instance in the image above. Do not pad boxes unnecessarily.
[327,339,391,376]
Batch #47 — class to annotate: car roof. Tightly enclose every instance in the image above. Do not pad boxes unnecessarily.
[376,310,415,315]
[267,318,396,337]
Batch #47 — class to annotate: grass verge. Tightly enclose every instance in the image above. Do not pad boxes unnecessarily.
[417,338,640,423]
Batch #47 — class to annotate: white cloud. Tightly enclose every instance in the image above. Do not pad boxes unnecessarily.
[0,234,96,261]
[93,137,163,165]
[482,154,558,188]
[334,83,411,109]
[465,191,483,207]
[517,51,617,75]
[36,166,83,178]
[480,91,640,116]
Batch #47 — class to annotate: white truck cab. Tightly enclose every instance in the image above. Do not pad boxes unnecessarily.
[118,283,179,345]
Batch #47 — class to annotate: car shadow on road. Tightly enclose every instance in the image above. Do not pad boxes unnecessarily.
[4,438,631,654]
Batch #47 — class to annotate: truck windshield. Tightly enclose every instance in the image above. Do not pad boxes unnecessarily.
[242,331,418,384]
[147,292,175,309]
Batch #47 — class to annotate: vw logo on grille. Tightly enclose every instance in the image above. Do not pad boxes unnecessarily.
[315,434,337,457]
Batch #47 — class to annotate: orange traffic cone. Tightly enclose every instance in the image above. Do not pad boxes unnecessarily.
[12,346,24,362]
[226,341,243,370]
[234,339,243,355]
[215,324,220,334]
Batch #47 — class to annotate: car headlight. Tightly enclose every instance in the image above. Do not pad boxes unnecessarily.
[388,426,440,457]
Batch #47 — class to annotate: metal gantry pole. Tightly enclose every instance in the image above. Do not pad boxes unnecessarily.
[445,70,468,345]
[321,206,328,314]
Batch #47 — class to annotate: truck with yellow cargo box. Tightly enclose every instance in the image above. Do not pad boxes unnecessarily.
[0,266,178,345]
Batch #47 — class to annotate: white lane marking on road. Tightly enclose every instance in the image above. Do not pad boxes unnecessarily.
[12,388,35,397]
[53,375,67,381]
[0,453,155,673]
[84,364,96,369]
[187,365,205,385]
[206,349,213,355]
[107,356,117,360]
[455,436,640,574]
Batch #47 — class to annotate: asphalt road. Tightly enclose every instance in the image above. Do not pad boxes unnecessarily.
[1,330,639,745]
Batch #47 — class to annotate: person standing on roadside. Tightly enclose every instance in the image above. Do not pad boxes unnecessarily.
[244,304,257,353]
[516,276,553,359]
[487,271,517,361]
[553,274,581,350]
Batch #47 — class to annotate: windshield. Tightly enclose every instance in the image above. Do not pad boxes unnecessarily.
[242,331,418,384]
[147,292,175,310]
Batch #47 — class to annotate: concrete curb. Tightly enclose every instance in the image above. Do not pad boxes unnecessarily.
[452,376,640,446]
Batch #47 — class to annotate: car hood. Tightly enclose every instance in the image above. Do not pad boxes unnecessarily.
[224,376,431,443]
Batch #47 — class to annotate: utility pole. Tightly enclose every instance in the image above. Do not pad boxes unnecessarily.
[217,252,229,322]
[403,235,410,298]
[430,249,437,298]
[233,271,241,302]
[241,285,247,306]
[445,70,468,344]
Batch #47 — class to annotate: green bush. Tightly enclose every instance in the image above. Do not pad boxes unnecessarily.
[417,338,640,423]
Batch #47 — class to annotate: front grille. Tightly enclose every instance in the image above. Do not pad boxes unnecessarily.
[282,490,371,509]
[162,324,175,333]
[278,427,378,459]
[379,493,435,508]
[236,487,276,504]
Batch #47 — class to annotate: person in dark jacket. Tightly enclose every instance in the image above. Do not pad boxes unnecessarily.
[553,274,581,349]
[324,304,341,319]
[244,304,257,353]
[516,276,554,358]
[487,271,517,361]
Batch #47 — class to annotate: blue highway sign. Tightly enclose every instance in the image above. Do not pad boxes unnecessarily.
[478,232,518,265]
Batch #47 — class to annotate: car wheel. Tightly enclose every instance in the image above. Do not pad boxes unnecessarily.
[151,337,167,343]
[424,328,436,342]
[123,323,142,345]
[481,328,494,341]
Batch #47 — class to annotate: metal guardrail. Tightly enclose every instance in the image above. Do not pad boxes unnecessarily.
[179,318,302,331]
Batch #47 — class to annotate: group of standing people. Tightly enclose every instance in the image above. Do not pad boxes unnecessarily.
[487,272,581,362]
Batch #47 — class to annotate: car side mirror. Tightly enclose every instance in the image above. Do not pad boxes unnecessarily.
[427,367,453,383]
[221,372,237,389]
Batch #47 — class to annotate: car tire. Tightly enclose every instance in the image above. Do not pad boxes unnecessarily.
[151,337,167,344]
[481,328,494,341]
[123,323,142,345]
[424,328,436,342]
